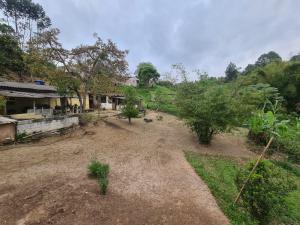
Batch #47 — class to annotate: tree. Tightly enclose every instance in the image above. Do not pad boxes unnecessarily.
[0,23,24,75]
[135,62,160,86]
[225,62,239,82]
[236,160,296,224]
[0,0,51,48]
[122,86,139,124]
[71,35,129,109]
[31,29,129,112]
[290,54,300,62]
[239,60,300,111]
[255,51,282,67]
[177,80,241,144]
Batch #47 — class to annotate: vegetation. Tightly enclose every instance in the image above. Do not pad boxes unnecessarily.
[135,62,160,87]
[186,152,300,225]
[88,159,110,195]
[122,86,140,124]
[135,85,178,115]
[176,80,243,144]
[236,160,296,224]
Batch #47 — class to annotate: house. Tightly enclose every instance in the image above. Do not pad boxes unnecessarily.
[125,76,139,87]
[0,81,61,116]
[0,81,126,117]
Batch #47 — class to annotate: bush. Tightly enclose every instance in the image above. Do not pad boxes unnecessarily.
[236,160,297,224]
[88,160,110,195]
[79,113,94,126]
[177,80,241,144]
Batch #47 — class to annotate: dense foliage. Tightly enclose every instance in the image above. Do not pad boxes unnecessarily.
[0,23,24,75]
[236,160,296,224]
[187,153,300,225]
[177,80,243,144]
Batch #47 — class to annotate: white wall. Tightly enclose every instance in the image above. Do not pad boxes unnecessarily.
[17,116,79,134]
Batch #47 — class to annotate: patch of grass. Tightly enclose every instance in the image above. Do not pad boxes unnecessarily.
[185,152,257,225]
[135,85,178,116]
[272,160,300,224]
[88,160,110,195]
[185,152,300,225]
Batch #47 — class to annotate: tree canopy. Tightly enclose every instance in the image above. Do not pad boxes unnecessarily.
[135,62,160,86]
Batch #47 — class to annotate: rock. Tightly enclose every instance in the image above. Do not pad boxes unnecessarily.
[144,118,153,123]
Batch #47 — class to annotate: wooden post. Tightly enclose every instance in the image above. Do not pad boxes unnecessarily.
[234,136,274,204]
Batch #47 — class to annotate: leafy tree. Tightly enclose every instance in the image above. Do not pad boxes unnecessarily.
[290,54,300,62]
[255,51,282,67]
[225,62,239,82]
[135,62,160,86]
[0,23,24,75]
[177,80,241,144]
[236,160,296,224]
[240,61,300,111]
[31,29,129,111]
[122,86,139,124]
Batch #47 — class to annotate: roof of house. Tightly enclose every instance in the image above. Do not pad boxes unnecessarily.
[0,116,17,125]
[0,90,60,99]
[0,81,56,92]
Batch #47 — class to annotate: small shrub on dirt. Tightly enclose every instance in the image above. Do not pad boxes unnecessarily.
[236,160,297,224]
[88,160,110,195]
[79,114,94,126]
[98,177,108,195]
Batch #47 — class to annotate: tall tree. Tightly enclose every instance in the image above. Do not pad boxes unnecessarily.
[135,62,160,86]
[0,23,24,75]
[0,0,51,48]
[225,62,239,82]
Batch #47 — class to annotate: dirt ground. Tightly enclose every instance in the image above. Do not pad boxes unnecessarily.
[0,112,256,225]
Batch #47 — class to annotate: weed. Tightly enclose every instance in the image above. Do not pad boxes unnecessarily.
[88,159,110,195]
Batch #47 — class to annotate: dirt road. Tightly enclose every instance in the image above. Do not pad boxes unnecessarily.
[0,112,253,225]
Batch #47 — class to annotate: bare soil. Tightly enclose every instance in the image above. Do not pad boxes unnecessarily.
[0,112,255,225]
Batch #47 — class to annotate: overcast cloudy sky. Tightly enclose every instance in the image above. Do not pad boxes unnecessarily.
[35,0,300,78]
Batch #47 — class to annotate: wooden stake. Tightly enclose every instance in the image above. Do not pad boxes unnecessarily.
[234,136,274,204]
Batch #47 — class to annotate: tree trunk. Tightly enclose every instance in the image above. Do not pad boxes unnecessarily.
[76,90,84,113]
[128,117,131,124]
[82,90,88,112]
[93,94,98,109]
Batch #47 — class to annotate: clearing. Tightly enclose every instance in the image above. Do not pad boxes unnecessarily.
[0,112,255,225]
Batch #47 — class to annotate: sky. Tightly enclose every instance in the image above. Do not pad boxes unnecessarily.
[32,0,300,78]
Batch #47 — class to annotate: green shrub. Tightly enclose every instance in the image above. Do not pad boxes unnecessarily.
[88,160,110,195]
[98,177,108,195]
[122,86,140,124]
[236,160,297,224]
[88,160,109,178]
[177,80,241,144]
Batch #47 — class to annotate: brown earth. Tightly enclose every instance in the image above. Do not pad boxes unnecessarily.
[0,112,255,225]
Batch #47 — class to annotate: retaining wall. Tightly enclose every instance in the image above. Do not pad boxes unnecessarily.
[17,116,79,135]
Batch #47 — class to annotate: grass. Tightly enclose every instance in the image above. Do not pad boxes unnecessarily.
[88,160,110,195]
[135,85,178,116]
[185,152,300,225]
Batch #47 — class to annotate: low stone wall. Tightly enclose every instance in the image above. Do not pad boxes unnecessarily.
[17,115,79,135]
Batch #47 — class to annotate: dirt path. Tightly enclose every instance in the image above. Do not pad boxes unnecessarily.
[0,112,254,225]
